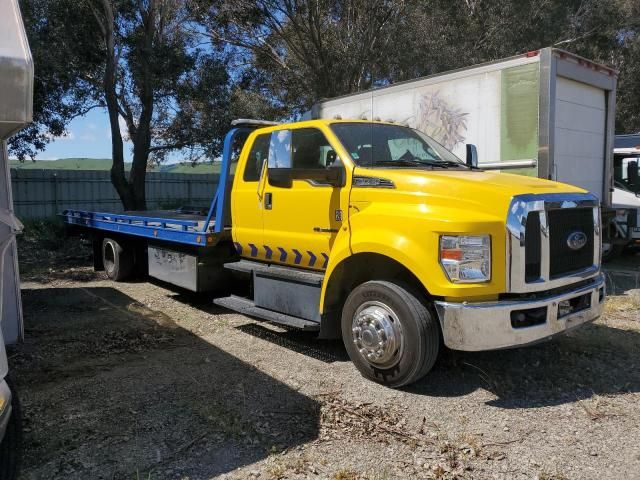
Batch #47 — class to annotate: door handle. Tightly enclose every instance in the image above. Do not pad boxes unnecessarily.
[264,192,272,210]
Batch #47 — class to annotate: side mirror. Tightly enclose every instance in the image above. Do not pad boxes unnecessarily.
[326,164,346,187]
[268,168,293,188]
[466,144,478,168]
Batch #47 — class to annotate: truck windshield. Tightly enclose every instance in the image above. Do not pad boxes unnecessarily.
[330,122,466,169]
[614,153,640,195]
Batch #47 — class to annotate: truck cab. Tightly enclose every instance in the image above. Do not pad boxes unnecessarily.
[65,118,606,388]
[612,135,640,248]
[222,119,604,387]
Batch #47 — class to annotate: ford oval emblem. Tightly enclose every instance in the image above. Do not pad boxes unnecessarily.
[567,231,588,250]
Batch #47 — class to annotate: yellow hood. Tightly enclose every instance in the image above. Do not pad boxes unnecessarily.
[352,168,587,220]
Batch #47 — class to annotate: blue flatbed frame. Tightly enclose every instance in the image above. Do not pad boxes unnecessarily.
[62,126,254,248]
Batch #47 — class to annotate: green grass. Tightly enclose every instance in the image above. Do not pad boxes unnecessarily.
[10,158,117,170]
[10,158,220,174]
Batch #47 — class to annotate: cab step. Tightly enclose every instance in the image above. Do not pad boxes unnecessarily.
[214,295,320,331]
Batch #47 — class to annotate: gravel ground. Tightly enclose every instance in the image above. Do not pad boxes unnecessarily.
[10,235,640,480]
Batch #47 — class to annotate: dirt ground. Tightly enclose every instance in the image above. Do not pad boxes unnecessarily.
[10,233,640,480]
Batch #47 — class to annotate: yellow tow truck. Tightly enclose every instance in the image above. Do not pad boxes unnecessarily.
[65,119,605,387]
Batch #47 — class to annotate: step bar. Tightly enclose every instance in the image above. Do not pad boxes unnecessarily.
[214,295,320,331]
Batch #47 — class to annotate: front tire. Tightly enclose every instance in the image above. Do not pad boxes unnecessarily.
[341,280,440,388]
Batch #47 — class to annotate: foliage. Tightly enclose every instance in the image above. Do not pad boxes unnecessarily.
[9,0,104,161]
[15,0,232,209]
[198,0,412,114]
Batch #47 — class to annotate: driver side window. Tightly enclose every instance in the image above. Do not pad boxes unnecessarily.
[267,128,339,171]
[266,128,344,187]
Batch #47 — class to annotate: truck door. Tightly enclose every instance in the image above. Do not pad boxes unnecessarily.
[231,132,271,257]
[260,127,349,270]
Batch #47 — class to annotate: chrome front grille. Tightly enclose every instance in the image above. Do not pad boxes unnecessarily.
[547,208,595,277]
[506,193,600,293]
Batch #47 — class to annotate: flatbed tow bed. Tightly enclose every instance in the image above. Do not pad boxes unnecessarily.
[62,209,225,247]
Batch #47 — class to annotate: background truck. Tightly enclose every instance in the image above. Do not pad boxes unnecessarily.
[64,118,605,388]
[305,48,624,258]
[611,134,640,254]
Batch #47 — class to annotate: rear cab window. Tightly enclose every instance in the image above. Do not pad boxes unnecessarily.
[243,133,271,182]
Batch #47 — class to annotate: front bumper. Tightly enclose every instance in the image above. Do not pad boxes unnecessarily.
[434,274,605,351]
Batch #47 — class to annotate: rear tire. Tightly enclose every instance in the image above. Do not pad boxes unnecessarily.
[102,238,134,281]
[341,280,440,388]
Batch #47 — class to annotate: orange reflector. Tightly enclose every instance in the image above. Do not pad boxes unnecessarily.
[441,249,463,261]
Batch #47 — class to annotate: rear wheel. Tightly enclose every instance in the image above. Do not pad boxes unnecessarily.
[102,238,134,281]
[341,280,440,388]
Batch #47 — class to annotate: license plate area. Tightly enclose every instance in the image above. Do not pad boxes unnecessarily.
[558,292,591,319]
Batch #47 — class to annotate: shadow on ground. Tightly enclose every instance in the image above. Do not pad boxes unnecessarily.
[174,285,640,411]
[12,287,319,480]
[167,289,349,364]
[169,281,640,411]
[405,320,640,409]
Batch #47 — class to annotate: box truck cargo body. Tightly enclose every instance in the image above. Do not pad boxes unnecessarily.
[307,48,617,206]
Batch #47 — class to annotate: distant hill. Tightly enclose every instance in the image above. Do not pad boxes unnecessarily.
[9,158,220,174]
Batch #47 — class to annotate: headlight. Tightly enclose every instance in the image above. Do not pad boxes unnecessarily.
[439,235,491,283]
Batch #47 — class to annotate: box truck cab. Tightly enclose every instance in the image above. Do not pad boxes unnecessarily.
[612,134,640,248]
[65,118,606,388]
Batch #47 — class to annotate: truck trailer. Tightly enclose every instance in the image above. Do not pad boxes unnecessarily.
[64,118,605,388]
[306,48,623,258]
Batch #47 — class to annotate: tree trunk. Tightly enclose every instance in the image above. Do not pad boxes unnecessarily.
[98,0,153,212]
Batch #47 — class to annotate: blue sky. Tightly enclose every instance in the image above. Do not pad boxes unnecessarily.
[37,108,129,160]
[38,108,190,164]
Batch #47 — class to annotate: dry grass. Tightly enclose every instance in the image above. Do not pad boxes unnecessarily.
[604,293,640,315]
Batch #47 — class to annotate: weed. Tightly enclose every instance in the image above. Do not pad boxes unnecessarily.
[19,217,68,251]
[538,472,569,480]
[333,468,359,480]
[267,460,287,480]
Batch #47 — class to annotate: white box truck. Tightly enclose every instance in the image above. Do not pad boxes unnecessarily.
[306,48,623,257]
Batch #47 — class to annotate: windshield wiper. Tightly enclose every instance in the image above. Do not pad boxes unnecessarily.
[371,159,466,169]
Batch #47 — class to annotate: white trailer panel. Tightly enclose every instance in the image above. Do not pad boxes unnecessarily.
[309,48,617,206]
[0,0,32,345]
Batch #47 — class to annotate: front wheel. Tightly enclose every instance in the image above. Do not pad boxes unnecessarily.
[341,280,440,388]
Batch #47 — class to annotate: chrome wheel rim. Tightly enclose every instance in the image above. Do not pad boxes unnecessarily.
[351,301,403,368]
